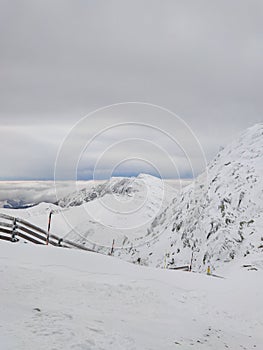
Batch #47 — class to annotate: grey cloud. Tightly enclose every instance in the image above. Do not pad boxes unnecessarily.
[0,180,96,206]
[0,0,262,179]
[53,104,207,180]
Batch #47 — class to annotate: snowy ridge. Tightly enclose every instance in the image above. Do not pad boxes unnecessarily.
[57,174,169,208]
[116,124,263,271]
[60,174,177,250]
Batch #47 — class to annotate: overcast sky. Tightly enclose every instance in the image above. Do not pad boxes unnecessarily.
[0,0,262,180]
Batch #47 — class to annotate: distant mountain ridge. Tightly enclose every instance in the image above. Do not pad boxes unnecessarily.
[57,177,139,208]
[57,173,171,208]
[1,199,37,209]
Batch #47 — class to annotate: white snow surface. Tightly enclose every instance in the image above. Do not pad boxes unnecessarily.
[0,241,262,350]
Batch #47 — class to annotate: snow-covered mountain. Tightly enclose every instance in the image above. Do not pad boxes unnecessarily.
[57,174,173,208]
[1,124,262,273]
[60,174,177,249]
[116,124,263,271]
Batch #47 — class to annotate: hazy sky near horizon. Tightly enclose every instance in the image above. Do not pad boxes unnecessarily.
[0,0,262,180]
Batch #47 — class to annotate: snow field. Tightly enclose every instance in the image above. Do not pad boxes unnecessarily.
[0,241,262,350]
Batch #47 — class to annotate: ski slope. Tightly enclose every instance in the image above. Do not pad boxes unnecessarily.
[0,241,262,350]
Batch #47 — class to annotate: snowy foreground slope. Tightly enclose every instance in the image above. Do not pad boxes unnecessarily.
[116,124,263,271]
[1,241,262,350]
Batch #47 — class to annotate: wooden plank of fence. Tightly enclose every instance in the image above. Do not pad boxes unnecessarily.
[59,238,94,252]
[18,225,59,246]
[16,218,49,236]
[17,232,45,245]
[0,214,50,238]
[168,265,190,271]
[0,221,13,229]
[0,227,13,235]
[0,213,95,253]
[18,225,47,244]
[0,226,58,246]
[0,234,13,242]
[0,213,14,221]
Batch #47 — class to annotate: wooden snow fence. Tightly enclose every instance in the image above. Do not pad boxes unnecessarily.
[0,213,94,252]
[168,265,190,271]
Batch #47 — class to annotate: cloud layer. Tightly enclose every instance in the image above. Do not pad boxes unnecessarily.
[0,0,262,179]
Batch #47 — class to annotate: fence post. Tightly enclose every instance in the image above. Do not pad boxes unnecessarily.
[11,218,18,242]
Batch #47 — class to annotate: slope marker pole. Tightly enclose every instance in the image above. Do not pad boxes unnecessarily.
[46,211,53,245]
[110,239,115,255]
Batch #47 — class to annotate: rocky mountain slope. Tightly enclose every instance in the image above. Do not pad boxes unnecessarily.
[116,124,263,272]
